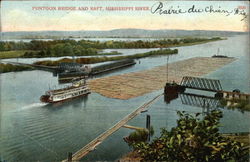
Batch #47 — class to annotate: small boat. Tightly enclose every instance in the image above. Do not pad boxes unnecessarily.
[212,48,228,58]
[40,79,90,103]
[212,55,229,58]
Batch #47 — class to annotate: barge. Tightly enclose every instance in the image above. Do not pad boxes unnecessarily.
[90,59,136,75]
[58,59,136,83]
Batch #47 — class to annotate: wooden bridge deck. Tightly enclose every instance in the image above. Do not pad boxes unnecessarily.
[62,93,163,161]
[89,57,236,100]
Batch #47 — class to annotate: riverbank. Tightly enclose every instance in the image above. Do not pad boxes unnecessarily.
[89,57,236,100]
[33,48,178,66]
[0,50,34,59]
[0,63,34,73]
[0,50,122,59]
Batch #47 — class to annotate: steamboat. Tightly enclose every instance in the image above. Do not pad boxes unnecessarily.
[40,79,90,103]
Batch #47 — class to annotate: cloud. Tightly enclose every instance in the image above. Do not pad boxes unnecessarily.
[2,9,57,31]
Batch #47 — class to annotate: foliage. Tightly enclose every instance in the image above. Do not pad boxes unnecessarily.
[0,37,222,58]
[126,129,150,146]
[125,126,155,146]
[0,63,33,73]
[131,110,248,161]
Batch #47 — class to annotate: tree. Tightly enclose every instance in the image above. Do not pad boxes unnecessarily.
[50,43,64,56]
[63,43,74,56]
[131,110,248,161]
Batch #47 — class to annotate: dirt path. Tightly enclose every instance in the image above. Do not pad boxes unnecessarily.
[89,57,236,100]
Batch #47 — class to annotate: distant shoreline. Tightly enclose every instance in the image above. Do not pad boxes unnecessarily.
[0,37,223,59]
[1,29,247,40]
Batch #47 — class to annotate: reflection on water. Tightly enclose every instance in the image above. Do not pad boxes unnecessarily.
[164,92,220,114]
[180,93,219,110]
[164,88,249,114]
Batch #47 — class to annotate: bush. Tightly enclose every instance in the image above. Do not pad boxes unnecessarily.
[125,126,154,146]
[131,110,248,161]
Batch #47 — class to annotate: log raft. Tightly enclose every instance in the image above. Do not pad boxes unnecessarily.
[89,57,236,100]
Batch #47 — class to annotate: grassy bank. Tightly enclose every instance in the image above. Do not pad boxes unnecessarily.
[34,48,178,66]
[0,50,121,59]
[0,63,34,73]
[0,50,35,59]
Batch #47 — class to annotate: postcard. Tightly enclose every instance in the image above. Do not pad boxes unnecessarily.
[0,1,249,161]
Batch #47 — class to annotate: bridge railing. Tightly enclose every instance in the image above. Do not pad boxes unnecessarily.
[180,76,222,92]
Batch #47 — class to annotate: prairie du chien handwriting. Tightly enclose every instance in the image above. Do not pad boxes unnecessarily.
[151,2,248,21]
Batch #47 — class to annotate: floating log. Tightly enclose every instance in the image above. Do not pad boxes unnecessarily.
[89,57,236,100]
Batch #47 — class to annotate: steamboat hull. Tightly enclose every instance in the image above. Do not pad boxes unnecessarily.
[40,92,90,103]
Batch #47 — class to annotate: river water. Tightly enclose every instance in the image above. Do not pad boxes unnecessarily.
[0,35,249,161]
[2,48,162,64]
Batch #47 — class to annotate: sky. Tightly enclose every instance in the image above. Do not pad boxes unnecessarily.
[1,1,249,32]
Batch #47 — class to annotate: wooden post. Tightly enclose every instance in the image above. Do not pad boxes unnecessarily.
[166,55,169,83]
[68,152,72,162]
[146,114,151,141]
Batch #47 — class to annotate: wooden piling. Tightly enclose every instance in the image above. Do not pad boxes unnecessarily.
[67,152,72,162]
[146,114,151,141]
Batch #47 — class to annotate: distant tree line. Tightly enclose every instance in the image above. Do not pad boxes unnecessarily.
[0,37,222,58]
[22,44,99,58]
